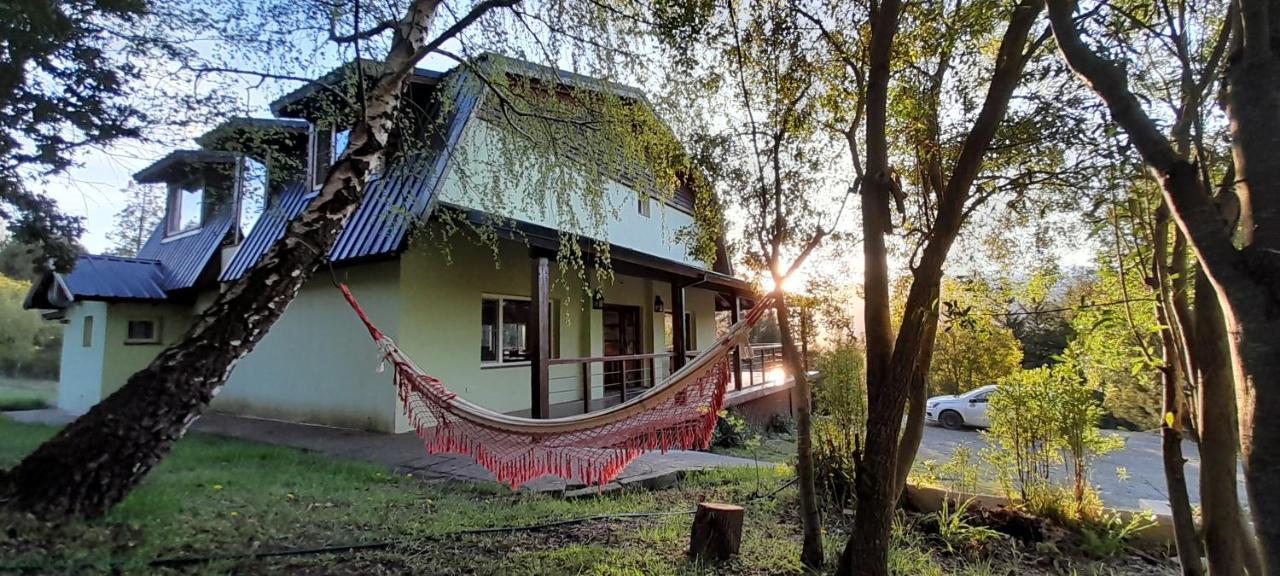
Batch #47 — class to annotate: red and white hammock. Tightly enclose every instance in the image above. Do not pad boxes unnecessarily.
[340,284,774,488]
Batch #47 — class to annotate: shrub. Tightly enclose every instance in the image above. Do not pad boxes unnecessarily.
[711,409,749,448]
[983,366,1122,519]
[812,344,866,508]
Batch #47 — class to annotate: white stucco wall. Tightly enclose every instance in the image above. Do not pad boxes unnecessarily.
[56,301,108,413]
[436,120,712,271]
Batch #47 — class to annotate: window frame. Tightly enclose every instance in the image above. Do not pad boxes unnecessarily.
[165,181,204,238]
[308,125,333,189]
[82,315,94,348]
[124,319,162,345]
[480,294,559,368]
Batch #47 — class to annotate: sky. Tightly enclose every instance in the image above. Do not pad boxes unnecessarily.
[30,4,1095,284]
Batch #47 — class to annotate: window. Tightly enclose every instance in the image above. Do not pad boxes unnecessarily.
[167,183,203,235]
[82,316,94,347]
[309,126,333,188]
[333,128,351,157]
[125,319,160,344]
[309,126,352,189]
[481,296,559,365]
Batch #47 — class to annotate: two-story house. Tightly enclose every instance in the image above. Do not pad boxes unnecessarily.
[25,54,793,433]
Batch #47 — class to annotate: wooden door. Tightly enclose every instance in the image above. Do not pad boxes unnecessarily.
[602,305,644,401]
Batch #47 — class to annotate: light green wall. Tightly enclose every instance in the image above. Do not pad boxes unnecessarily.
[56,301,107,413]
[395,236,720,432]
[437,120,713,270]
[56,300,194,413]
[212,260,403,432]
[100,301,194,398]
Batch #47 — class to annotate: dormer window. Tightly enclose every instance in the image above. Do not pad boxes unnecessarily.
[167,182,203,235]
[309,126,352,189]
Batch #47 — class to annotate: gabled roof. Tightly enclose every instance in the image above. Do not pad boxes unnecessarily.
[135,203,236,291]
[270,59,448,119]
[24,255,167,309]
[220,75,479,281]
[133,150,239,183]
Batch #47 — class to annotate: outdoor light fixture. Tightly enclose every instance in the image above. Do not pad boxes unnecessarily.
[592,288,604,310]
[654,295,665,313]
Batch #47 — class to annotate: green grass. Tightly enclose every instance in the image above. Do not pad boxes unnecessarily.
[0,417,1171,575]
[0,376,55,411]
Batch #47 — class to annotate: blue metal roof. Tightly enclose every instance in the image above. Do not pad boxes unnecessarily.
[220,80,479,281]
[136,204,236,291]
[61,255,168,300]
[219,182,313,281]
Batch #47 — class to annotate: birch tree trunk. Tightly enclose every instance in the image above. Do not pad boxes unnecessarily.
[0,0,453,519]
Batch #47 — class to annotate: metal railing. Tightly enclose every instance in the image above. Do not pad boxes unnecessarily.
[546,342,790,415]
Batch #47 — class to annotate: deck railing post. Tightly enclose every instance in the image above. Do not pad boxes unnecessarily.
[581,362,592,414]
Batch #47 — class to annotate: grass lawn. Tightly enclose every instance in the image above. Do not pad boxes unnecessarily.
[0,416,1176,575]
[0,377,56,411]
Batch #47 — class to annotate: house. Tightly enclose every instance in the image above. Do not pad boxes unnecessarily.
[25,55,794,433]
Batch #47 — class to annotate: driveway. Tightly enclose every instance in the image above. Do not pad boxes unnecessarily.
[917,424,1248,514]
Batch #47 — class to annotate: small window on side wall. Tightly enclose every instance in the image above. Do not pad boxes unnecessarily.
[126,319,160,344]
[82,316,94,347]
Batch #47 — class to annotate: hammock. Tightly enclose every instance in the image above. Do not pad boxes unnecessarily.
[340,284,775,488]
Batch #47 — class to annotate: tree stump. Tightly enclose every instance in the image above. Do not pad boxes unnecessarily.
[688,502,745,562]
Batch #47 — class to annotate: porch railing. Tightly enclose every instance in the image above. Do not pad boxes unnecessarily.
[548,342,791,414]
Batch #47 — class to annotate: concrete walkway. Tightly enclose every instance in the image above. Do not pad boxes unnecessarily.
[7,409,764,495]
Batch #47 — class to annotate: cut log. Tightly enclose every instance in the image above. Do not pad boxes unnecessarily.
[688,502,745,562]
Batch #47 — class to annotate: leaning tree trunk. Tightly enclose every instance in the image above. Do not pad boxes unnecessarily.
[775,293,823,569]
[0,0,444,519]
[1154,205,1206,576]
[894,310,938,496]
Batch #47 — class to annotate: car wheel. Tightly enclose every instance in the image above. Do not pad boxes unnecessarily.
[939,410,965,430]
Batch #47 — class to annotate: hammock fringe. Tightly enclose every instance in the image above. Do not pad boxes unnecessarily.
[341,283,763,489]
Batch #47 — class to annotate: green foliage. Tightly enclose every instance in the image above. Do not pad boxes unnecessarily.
[1060,258,1162,430]
[935,498,1003,555]
[710,408,749,448]
[0,274,60,379]
[812,343,866,508]
[931,278,1025,396]
[914,445,981,496]
[0,0,163,270]
[983,366,1121,519]
[1079,510,1157,558]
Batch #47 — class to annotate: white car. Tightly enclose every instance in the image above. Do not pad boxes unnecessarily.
[925,384,998,430]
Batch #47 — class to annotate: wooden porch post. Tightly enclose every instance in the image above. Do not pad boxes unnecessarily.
[531,253,551,418]
[730,296,743,391]
[671,280,687,370]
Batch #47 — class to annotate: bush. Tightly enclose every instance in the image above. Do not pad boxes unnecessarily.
[983,366,1122,520]
[711,409,749,448]
[812,344,866,508]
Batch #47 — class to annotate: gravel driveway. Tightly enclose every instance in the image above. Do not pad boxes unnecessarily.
[917,424,1248,514]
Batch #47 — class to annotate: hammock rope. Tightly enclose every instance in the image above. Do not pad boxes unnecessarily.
[340,283,776,488]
